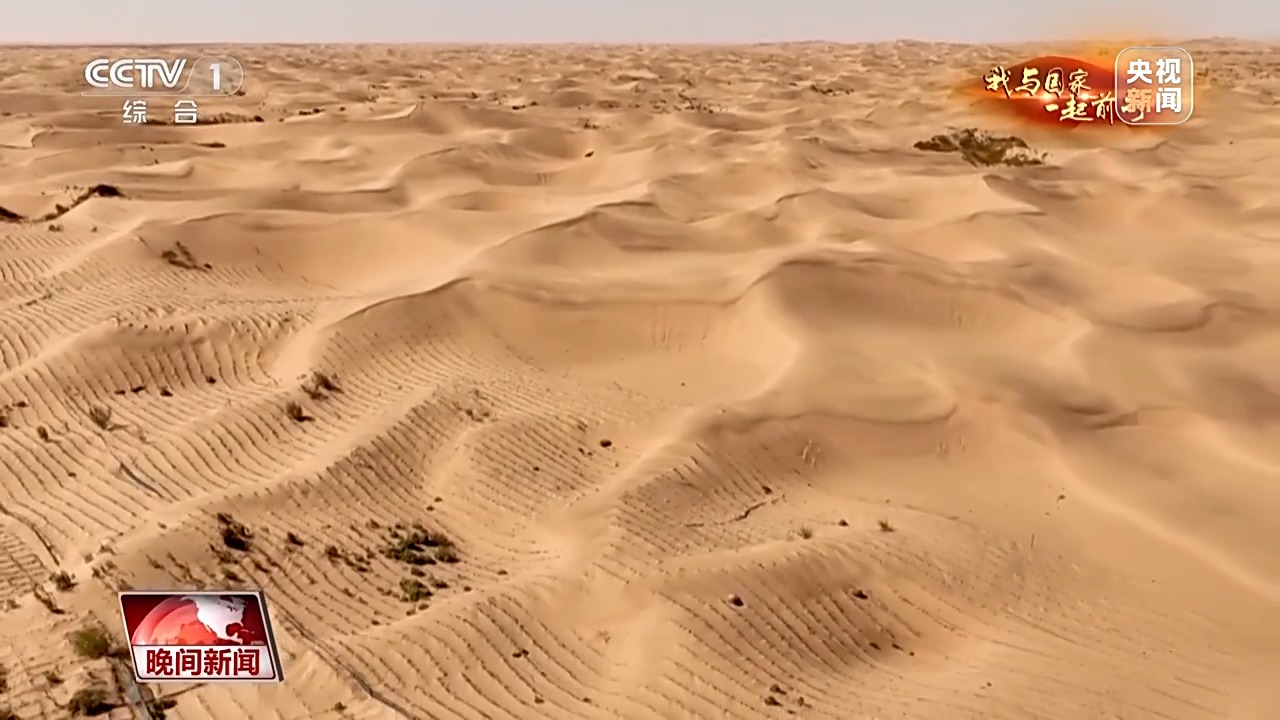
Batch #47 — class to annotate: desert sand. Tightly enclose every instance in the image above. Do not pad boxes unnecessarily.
[0,41,1278,719]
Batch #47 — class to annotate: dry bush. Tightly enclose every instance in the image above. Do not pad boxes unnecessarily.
[86,405,112,430]
[67,686,113,716]
[147,697,178,718]
[68,626,117,659]
[399,577,433,603]
[159,242,210,270]
[32,584,63,614]
[914,128,1047,167]
[50,570,76,591]
[382,524,458,565]
[303,371,342,400]
[285,401,312,422]
[216,513,253,551]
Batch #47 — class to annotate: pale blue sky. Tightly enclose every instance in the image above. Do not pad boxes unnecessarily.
[5,0,1277,44]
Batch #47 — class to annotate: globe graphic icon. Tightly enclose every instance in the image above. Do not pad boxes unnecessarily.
[130,595,266,646]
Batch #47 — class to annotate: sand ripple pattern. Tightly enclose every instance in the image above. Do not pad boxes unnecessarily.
[1,42,1279,719]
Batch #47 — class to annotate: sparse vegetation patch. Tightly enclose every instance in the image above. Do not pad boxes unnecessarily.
[399,577,433,603]
[68,625,118,660]
[302,371,341,400]
[913,128,1047,167]
[285,401,312,423]
[147,697,178,718]
[216,512,253,551]
[67,686,113,716]
[87,404,113,430]
[380,522,462,603]
[32,583,64,614]
[381,523,458,566]
[160,241,210,270]
[321,544,370,572]
[0,183,122,225]
[50,570,76,591]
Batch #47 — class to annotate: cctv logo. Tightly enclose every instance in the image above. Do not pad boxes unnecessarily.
[84,58,188,91]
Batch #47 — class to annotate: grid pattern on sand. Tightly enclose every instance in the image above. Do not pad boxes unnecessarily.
[0,41,1279,719]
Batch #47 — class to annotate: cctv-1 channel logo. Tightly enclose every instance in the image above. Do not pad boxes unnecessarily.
[83,56,246,96]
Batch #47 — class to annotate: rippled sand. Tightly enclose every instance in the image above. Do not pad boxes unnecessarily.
[1,41,1278,719]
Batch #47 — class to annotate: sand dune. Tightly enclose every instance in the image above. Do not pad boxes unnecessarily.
[1,41,1279,719]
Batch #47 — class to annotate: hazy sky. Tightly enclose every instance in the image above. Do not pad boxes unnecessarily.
[6,1,1278,44]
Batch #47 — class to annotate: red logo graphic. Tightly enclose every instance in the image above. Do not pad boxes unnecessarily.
[978,55,1122,129]
[117,590,284,683]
